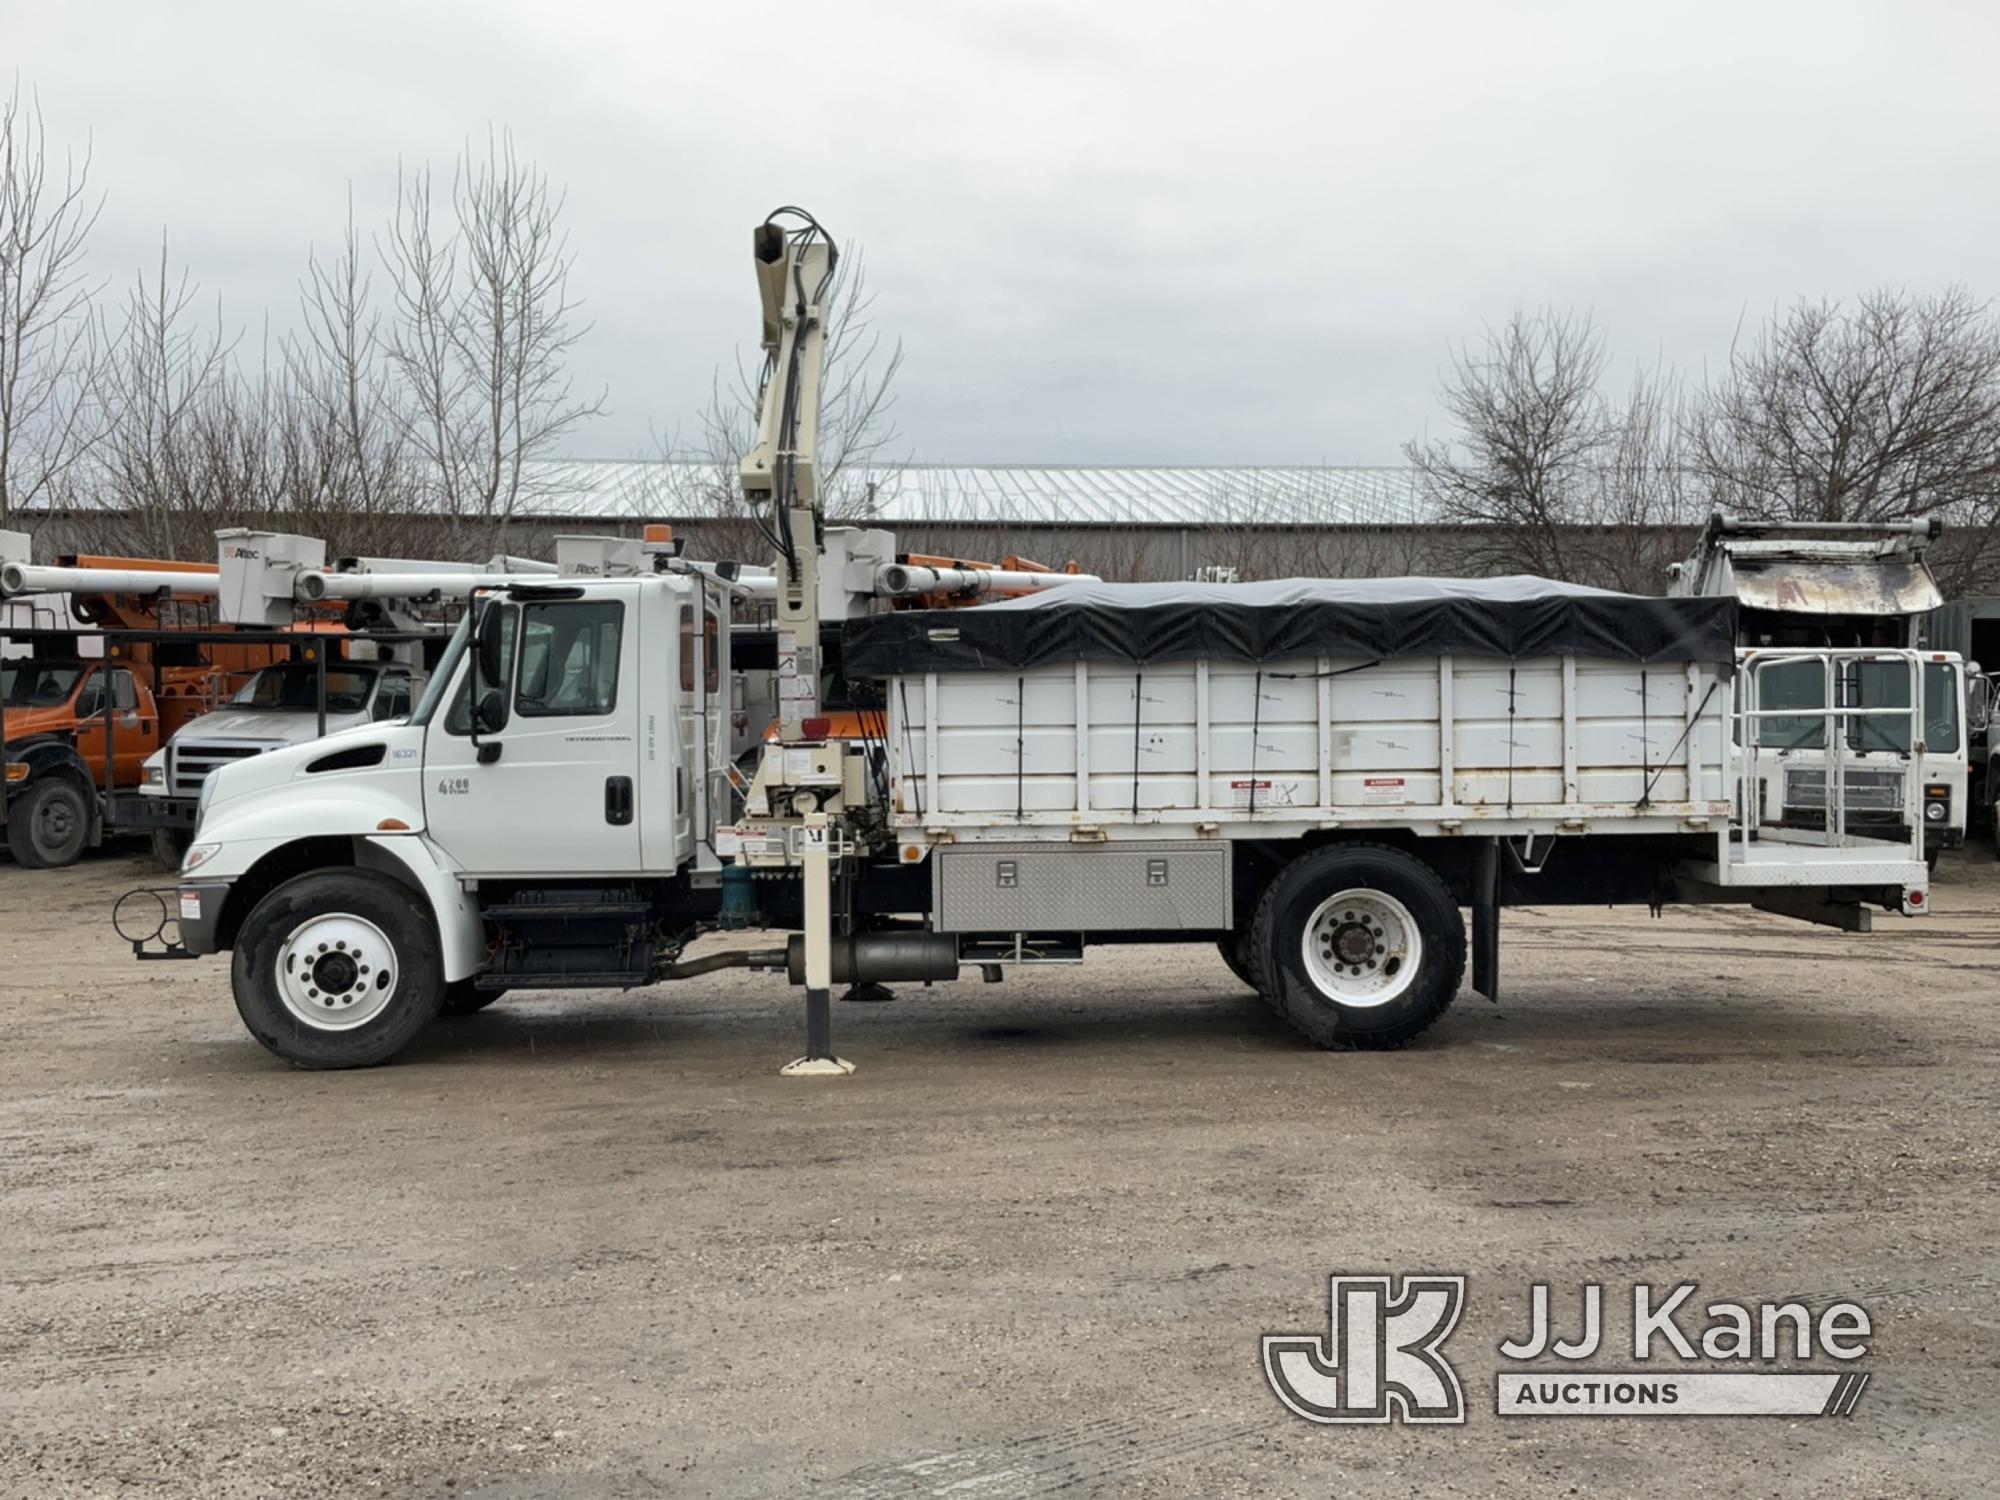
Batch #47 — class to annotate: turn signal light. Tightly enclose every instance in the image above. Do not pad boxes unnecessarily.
[3,762,27,783]
[375,817,411,831]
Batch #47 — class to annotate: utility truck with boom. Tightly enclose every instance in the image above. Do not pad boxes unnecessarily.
[137,210,1939,1071]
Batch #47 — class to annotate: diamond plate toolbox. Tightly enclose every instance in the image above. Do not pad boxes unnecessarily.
[933,841,1231,931]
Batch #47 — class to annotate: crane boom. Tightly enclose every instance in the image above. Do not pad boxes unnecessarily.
[741,209,837,741]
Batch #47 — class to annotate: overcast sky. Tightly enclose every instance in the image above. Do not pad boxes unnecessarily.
[7,0,1997,467]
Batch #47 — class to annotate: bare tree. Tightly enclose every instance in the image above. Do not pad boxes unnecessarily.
[0,80,105,527]
[1404,309,1613,582]
[383,133,605,550]
[1404,309,1695,587]
[289,192,417,536]
[93,240,233,556]
[1692,287,2000,590]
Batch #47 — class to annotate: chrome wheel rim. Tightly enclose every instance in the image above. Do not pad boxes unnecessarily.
[1301,888,1421,1009]
[274,913,399,1031]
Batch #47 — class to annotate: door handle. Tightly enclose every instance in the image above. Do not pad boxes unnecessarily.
[605,775,634,826]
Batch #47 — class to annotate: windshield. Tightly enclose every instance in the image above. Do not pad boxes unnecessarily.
[231,663,378,714]
[1753,658,1960,755]
[1,661,85,708]
[413,616,470,725]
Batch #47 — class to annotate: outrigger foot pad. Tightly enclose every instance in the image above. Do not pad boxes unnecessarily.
[780,1055,857,1077]
[839,982,896,1004]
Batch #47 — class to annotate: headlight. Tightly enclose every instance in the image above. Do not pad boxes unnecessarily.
[142,763,166,788]
[181,842,222,873]
[1925,800,1947,822]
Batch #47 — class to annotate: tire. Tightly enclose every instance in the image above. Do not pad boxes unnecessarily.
[7,777,91,869]
[1249,842,1465,1050]
[151,827,191,872]
[230,870,445,1069]
[439,979,503,1017]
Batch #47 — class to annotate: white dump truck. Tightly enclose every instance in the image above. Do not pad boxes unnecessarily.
[1670,514,1967,860]
[127,210,1936,1071]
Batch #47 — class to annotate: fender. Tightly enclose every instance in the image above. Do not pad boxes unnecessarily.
[3,737,104,838]
[5,734,92,783]
[358,834,487,983]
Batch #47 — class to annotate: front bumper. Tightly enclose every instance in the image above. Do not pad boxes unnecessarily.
[110,792,200,833]
[175,881,232,956]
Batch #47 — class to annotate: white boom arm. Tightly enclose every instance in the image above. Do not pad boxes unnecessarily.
[0,562,219,598]
[875,564,1100,596]
[741,209,836,742]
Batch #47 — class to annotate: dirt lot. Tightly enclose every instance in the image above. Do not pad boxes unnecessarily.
[3,848,1998,1498]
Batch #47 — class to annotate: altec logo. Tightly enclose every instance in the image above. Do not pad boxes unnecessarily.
[1263,1276,1468,1424]
[1263,1275,1873,1425]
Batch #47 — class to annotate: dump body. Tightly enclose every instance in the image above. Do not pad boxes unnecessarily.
[884,652,1726,839]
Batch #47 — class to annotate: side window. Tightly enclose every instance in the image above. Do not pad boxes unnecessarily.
[1754,660,1825,751]
[373,674,412,721]
[112,670,140,712]
[516,601,623,717]
[74,672,105,718]
[679,604,720,694]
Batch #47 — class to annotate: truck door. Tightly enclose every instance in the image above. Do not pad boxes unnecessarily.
[422,596,642,876]
[72,666,158,787]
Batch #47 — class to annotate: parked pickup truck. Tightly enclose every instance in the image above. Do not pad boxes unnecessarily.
[131,657,421,867]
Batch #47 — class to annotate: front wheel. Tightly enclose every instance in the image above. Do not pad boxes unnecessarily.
[1250,843,1466,1050]
[7,777,91,868]
[231,870,445,1068]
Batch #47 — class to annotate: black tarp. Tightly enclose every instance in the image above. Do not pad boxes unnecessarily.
[841,576,1739,675]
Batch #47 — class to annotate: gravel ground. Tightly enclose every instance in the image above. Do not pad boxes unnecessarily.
[2,847,1997,1498]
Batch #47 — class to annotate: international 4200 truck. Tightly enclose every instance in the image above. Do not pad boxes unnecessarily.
[132,212,1941,1071]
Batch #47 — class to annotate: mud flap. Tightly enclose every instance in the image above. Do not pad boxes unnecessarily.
[1472,838,1500,1002]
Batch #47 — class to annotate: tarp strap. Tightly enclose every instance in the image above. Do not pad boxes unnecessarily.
[1638,678,1722,810]
[1506,665,1518,816]
[1015,674,1025,822]
[1638,670,1651,808]
[898,678,923,818]
[1249,667,1263,816]
[1132,669,1144,820]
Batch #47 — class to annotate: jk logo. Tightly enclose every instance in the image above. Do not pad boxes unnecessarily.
[1263,1274,1467,1425]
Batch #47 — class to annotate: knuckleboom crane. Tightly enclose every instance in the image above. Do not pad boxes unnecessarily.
[739,208,852,1075]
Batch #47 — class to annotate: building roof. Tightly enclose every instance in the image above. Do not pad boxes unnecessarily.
[527,460,1433,528]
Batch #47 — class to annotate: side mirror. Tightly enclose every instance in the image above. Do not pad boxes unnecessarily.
[474,689,508,735]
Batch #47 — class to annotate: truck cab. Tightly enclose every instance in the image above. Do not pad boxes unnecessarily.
[2,657,160,866]
[1669,515,1967,856]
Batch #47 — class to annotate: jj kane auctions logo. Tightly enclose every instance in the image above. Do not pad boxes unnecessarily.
[1263,1275,1872,1423]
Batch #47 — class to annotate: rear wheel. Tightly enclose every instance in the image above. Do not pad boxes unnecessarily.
[1251,843,1465,1050]
[231,870,444,1068]
[7,777,91,868]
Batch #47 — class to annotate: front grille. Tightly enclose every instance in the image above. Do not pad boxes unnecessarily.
[1784,766,1904,814]
[168,742,267,798]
